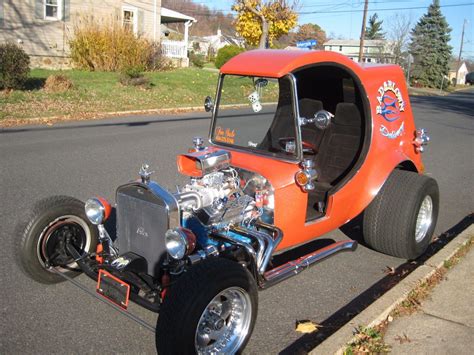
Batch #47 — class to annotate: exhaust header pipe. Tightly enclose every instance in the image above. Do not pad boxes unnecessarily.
[213,221,356,289]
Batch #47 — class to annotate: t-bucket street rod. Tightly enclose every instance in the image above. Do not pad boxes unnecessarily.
[17,49,437,354]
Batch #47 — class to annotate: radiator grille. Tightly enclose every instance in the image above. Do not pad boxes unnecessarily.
[115,183,178,277]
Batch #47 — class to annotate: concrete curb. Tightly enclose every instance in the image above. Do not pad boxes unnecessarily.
[310,224,474,355]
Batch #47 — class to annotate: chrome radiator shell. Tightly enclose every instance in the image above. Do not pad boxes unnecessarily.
[115,181,180,277]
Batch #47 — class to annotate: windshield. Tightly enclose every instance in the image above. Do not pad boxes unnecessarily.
[211,75,299,159]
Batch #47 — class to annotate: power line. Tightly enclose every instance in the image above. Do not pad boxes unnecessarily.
[300,0,418,9]
[164,2,473,17]
[191,0,417,10]
[299,2,473,14]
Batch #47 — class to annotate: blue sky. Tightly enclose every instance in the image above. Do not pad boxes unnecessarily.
[195,0,473,59]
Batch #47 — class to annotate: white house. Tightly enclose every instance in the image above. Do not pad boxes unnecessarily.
[323,39,395,64]
[160,7,196,67]
[191,29,245,57]
[448,62,469,85]
[0,1,196,68]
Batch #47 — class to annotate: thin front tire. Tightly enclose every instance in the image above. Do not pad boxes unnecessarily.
[16,195,98,284]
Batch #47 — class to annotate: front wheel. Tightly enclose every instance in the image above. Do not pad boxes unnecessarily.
[156,258,258,354]
[362,170,439,259]
[15,195,98,284]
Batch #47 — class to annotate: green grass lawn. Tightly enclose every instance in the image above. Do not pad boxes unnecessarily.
[1,68,223,120]
[203,62,218,69]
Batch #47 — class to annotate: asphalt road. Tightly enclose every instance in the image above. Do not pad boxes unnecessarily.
[1,88,473,354]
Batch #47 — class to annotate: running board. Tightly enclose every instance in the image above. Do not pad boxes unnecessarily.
[261,240,357,288]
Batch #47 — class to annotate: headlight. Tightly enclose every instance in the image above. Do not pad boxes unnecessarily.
[85,197,111,225]
[165,228,196,260]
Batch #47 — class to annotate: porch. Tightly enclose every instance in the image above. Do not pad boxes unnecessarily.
[160,7,196,66]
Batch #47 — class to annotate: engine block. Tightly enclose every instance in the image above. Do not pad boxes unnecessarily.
[197,195,255,226]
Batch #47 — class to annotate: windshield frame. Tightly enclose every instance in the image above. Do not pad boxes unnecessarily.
[208,73,303,163]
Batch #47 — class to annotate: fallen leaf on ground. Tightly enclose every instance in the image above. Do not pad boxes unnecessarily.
[384,266,396,275]
[395,333,411,344]
[295,320,319,333]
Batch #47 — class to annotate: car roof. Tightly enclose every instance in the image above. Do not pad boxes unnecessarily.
[220,49,399,78]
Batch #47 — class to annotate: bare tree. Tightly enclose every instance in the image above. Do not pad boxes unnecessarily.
[388,13,413,69]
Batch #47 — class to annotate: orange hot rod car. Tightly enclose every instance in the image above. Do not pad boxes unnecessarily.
[17,50,438,354]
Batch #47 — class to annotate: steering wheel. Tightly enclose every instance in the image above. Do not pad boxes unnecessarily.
[278,137,317,155]
[302,140,317,155]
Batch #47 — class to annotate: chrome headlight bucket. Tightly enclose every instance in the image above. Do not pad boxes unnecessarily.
[85,197,110,225]
[165,227,196,260]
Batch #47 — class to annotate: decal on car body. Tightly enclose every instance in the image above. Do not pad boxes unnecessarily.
[380,122,405,139]
[376,80,405,122]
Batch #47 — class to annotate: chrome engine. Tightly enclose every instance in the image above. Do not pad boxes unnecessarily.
[113,147,274,278]
[177,169,258,227]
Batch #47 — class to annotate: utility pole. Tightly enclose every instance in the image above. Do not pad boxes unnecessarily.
[455,19,467,86]
[358,0,369,63]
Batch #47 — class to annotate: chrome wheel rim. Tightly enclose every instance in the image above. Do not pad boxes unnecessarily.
[415,196,433,243]
[195,287,252,354]
[37,215,92,272]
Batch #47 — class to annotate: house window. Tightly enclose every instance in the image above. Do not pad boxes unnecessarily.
[44,0,62,21]
[122,6,138,34]
[339,45,342,51]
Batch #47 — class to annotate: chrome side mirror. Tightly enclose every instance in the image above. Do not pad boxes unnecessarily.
[204,96,214,112]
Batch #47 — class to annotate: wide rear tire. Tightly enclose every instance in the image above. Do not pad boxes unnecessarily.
[362,170,439,259]
[16,195,98,284]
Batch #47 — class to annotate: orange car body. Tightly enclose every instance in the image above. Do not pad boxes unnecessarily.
[179,50,423,252]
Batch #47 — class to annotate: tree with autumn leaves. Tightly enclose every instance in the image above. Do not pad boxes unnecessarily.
[232,0,298,49]
[293,23,326,49]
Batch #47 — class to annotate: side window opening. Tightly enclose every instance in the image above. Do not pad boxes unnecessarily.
[294,65,367,222]
[342,78,356,104]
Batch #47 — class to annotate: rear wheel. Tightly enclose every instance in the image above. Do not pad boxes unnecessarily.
[362,170,439,259]
[16,195,98,284]
[156,258,258,354]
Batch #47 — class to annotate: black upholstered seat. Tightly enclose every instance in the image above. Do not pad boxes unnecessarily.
[298,98,323,118]
[314,103,362,185]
